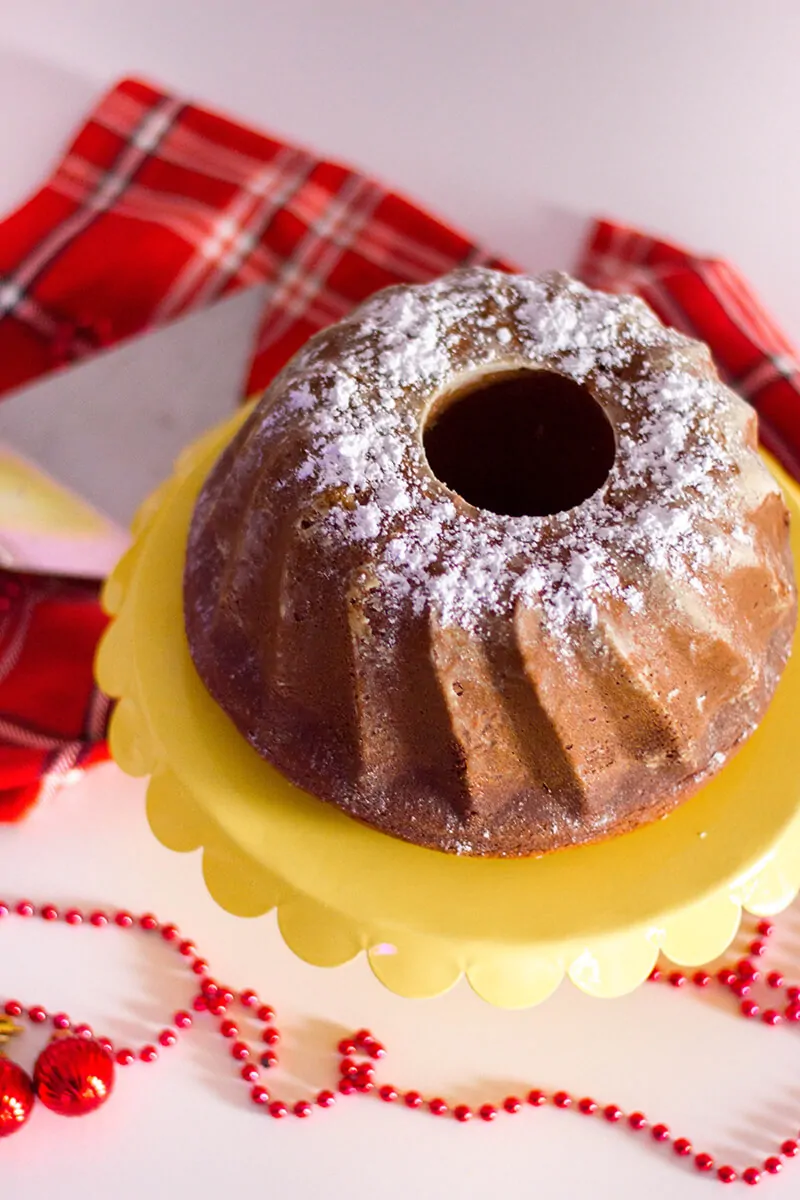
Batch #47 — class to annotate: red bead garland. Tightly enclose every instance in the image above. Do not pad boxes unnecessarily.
[0,900,798,1189]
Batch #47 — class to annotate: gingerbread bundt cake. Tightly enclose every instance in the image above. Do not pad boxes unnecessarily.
[184,269,797,857]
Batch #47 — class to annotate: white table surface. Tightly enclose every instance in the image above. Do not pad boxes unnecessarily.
[2,5,800,1197]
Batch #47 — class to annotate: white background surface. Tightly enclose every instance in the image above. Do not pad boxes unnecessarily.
[3,1,800,341]
[2,4,800,1198]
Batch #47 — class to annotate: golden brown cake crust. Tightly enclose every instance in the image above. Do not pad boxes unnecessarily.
[183,270,797,857]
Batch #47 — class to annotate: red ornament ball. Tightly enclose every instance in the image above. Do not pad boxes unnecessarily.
[34,1036,115,1117]
[0,1059,34,1137]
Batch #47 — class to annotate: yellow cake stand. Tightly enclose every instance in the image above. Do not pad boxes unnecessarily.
[96,409,800,1008]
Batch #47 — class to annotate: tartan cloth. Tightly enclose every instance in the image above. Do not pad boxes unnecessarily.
[1,78,799,820]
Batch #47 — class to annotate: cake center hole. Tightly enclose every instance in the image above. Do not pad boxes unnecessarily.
[422,370,616,517]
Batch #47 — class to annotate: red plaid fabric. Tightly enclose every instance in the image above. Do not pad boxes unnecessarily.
[1,78,798,819]
[0,572,110,819]
[0,78,507,398]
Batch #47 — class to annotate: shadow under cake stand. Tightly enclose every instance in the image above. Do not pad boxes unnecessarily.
[96,410,800,1009]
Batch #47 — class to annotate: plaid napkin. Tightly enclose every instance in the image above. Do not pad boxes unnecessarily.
[1,77,799,820]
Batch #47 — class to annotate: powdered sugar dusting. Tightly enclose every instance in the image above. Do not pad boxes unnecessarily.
[245,268,779,648]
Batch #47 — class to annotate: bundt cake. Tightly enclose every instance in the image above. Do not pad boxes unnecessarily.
[183,269,797,857]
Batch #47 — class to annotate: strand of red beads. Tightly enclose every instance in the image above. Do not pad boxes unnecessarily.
[1,901,798,1185]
